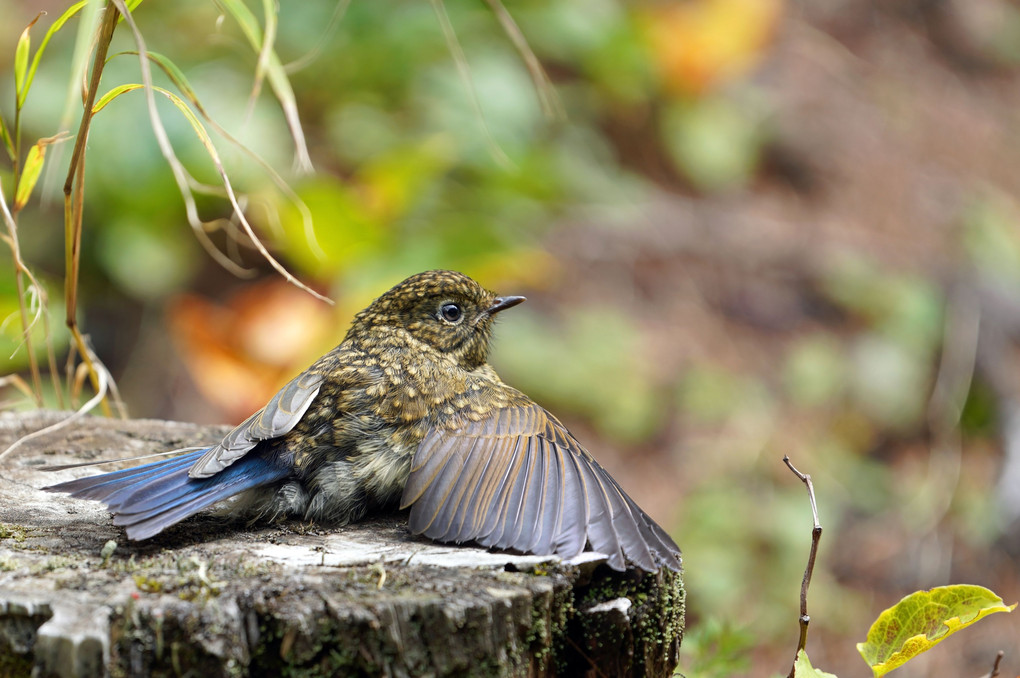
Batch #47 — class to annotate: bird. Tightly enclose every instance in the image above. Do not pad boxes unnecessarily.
[45,270,681,572]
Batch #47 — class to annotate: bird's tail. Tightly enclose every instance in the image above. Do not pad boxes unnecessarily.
[44,448,289,540]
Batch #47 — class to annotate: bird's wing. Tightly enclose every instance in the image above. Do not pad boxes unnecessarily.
[187,369,324,479]
[400,402,681,572]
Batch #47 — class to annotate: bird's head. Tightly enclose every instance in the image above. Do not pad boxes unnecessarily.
[350,270,524,369]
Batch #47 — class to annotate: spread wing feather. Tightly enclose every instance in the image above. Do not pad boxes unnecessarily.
[188,369,324,479]
[401,403,682,572]
[474,435,525,542]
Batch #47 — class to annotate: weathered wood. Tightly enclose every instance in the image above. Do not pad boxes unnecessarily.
[0,411,684,677]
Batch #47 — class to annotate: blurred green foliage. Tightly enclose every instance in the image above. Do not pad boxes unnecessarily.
[675,618,754,677]
[963,192,1020,282]
[663,93,768,192]
[496,306,666,443]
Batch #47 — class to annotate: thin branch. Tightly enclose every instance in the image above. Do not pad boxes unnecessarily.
[564,637,609,678]
[988,650,1004,678]
[429,0,512,169]
[482,0,563,120]
[784,455,822,678]
[283,0,351,74]
[243,0,277,126]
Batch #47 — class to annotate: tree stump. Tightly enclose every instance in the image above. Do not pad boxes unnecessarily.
[0,411,684,677]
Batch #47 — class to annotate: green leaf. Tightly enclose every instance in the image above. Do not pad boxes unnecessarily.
[20,2,89,108]
[857,585,1016,677]
[14,15,39,105]
[794,650,839,678]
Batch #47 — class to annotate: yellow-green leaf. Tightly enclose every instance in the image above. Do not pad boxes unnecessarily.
[141,52,203,113]
[794,650,839,678]
[857,585,1016,677]
[0,114,13,161]
[92,84,215,155]
[114,0,146,25]
[92,83,146,114]
[21,1,88,108]
[218,0,262,47]
[13,132,69,211]
[14,143,45,211]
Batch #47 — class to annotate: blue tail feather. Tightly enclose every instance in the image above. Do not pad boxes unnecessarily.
[59,452,202,503]
[44,448,290,540]
[102,455,203,511]
[113,475,264,540]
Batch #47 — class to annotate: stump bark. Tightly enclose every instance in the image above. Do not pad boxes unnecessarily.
[0,411,684,677]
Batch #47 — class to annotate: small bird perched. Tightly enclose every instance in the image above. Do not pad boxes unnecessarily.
[47,270,681,572]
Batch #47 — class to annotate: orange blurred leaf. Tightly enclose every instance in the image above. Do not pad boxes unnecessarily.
[168,280,336,421]
[641,0,784,96]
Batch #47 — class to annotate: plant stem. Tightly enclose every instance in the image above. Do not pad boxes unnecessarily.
[62,0,120,417]
[784,455,822,678]
[4,43,44,406]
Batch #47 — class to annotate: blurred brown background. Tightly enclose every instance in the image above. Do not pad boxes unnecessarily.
[3,0,1020,675]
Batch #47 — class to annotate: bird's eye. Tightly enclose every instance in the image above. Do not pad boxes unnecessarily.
[439,303,463,323]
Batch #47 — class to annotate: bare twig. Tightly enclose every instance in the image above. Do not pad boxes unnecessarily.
[564,637,609,678]
[986,650,1004,678]
[482,0,563,121]
[784,455,822,678]
[283,0,351,74]
[429,0,512,169]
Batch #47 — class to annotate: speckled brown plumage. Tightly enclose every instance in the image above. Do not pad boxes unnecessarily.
[47,270,681,572]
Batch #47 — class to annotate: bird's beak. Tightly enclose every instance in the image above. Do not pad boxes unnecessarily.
[486,295,526,316]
